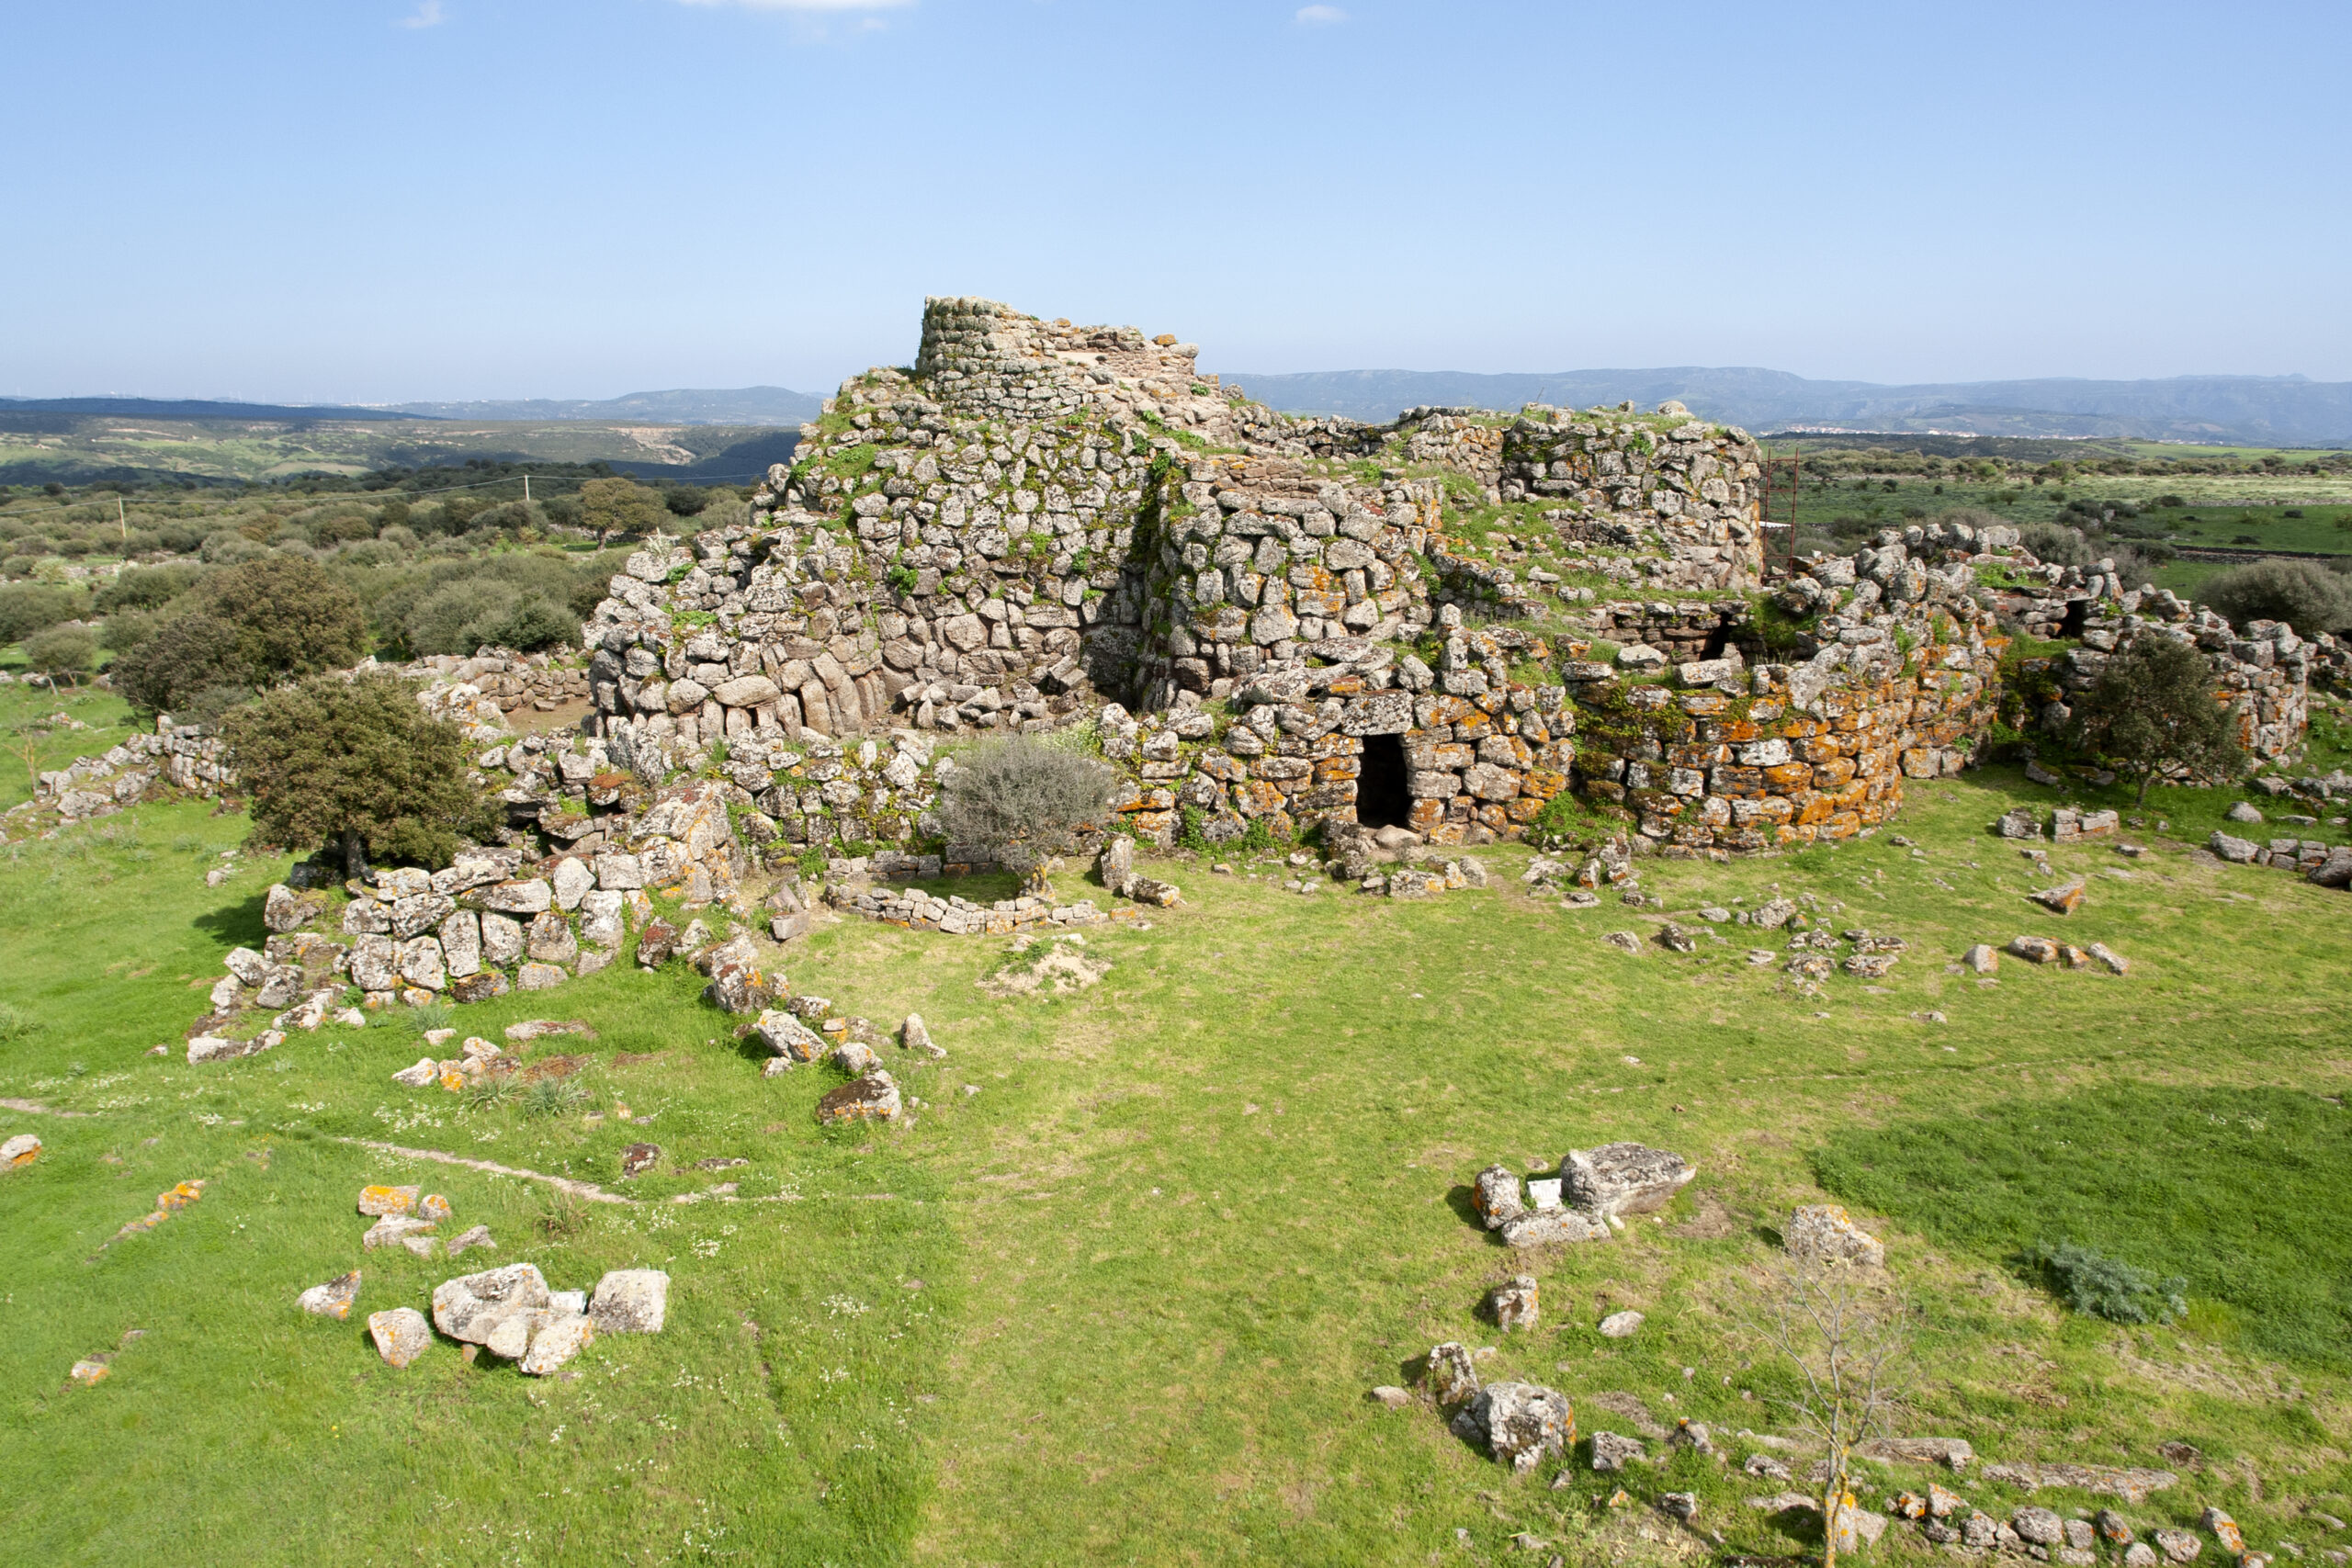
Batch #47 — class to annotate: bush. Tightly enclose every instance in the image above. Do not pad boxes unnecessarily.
[2071,632,2241,802]
[0,582,80,645]
[199,532,270,565]
[220,670,497,873]
[2018,521,2095,566]
[933,736,1115,871]
[663,486,711,517]
[100,610,155,654]
[577,478,668,538]
[2202,558,2352,636]
[400,578,572,655]
[113,556,369,716]
[22,625,97,682]
[2027,1240,2186,1325]
[95,563,203,615]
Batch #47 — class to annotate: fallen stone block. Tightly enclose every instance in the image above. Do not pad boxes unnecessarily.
[431,1261,552,1344]
[2,1133,40,1168]
[1564,1142,1694,1217]
[1500,1209,1608,1246]
[1471,1164,1524,1229]
[589,1269,669,1334]
[2032,878,2086,915]
[1453,1382,1574,1473]
[1598,1310,1644,1339]
[363,1215,436,1249]
[1591,1431,1645,1472]
[1422,1340,1480,1404]
[368,1307,432,1369]
[446,1224,495,1258]
[2007,935,2062,964]
[1786,1203,1886,1267]
[816,1070,902,1125]
[520,1313,596,1375]
[1487,1275,1539,1332]
[1858,1437,1973,1470]
[358,1184,419,1217]
[298,1270,361,1320]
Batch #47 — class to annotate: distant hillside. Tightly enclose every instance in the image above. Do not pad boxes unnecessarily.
[0,395,423,423]
[0,412,797,488]
[386,387,826,426]
[1212,367,2352,448]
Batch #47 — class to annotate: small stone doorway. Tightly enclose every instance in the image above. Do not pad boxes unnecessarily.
[1357,733,1411,829]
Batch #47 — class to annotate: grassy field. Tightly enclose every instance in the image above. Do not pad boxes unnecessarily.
[1,766,2347,1566]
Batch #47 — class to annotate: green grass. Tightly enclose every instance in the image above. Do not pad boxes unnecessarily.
[3,775,2349,1564]
[1815,1085,2352,1366]
[0,674,141,811]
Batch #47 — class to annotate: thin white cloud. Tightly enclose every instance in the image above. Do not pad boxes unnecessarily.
[672,0,912,10]
[397,0,444,27]
[1295,4,1347,23]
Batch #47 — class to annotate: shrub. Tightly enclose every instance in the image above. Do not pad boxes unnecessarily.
[2070,633,2242,802]
[95,563,203,615]
[22,625,97,682]
[0,583,80,646]
[933,736,1115,871]
[113,556,369,716]
[2027,1239,2186,1325]
[2201,558,2352,636]
[2018,521,2095,566]
[577,478,667,538]
[220,670,497,874]
[100,610,155,654]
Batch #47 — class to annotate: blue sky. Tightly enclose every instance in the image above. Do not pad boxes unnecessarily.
[6,0,2347,401]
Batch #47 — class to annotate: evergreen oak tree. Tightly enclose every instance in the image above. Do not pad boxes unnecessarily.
[220,671,496,874]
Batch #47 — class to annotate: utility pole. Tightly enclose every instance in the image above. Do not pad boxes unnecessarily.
[523,474,531,504]
[118,494,127,542]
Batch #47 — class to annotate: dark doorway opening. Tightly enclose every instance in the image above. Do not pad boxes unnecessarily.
[1358,732,1411,829]
[1702,619,1733,660]
[2059,598,2090,638]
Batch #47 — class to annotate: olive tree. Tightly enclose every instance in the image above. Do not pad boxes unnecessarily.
[2070,633,2243,804]
[220,671,496,874]
[933,735,1115,876]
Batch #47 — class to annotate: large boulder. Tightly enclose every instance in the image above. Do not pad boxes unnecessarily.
[1563,1143,1695,1218]
[431,1262,553,1344]
[1452,1382,1574,1473]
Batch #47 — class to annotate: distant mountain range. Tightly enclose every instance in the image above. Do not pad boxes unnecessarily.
[0,388,829,427]
[1212,368,2352,448]
[380,387,828,425]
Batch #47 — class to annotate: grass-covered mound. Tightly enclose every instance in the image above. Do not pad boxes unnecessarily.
[1816,1085,2352,1367]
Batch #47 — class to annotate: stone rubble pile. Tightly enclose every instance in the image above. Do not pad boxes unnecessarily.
[1470,1143,1694,1247]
